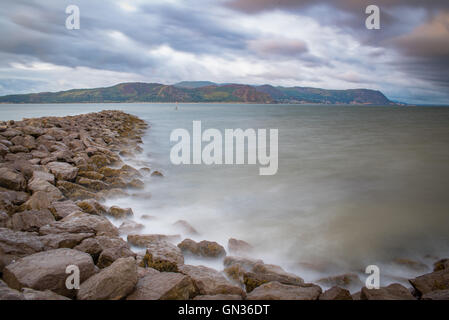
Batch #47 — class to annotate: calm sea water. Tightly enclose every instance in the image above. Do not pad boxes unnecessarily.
[2,103,449,290]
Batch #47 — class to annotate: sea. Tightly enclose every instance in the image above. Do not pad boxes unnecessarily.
[1,103,449,291]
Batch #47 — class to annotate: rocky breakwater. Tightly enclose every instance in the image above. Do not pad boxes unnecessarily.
[1,110,448,300]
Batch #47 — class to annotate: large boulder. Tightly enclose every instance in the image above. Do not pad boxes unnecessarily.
[317,273,364,292]
[39,232,94,250]
[40,211,119,237]
[361,283,416,300]
[228,238,253,255]
[127,234,181,247]
[76,199,107,216]
[30,170,55,184]
[246,281,322,300]
[0,228,45,271]
[0,279,24,300]
[0,167,26,191]
[433,259,449,272]
[409,269,449,296]
[319,286,353,300]
[46,162,78,181]
[421,289,449,300]
[178,239,226,258]
[77,257,138,300]
[11,209,55,232]
[178,264,245,297]
[139,240,184,272]
[127,272,197,300]
[50,200,81,220]
[27,178,64,202]
[22,288,71,300]
[3,248,96,298]
[108,206,133,219]
[95,236,136,268]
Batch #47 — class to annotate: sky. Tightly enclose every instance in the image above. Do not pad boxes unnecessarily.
[0,0,448,104]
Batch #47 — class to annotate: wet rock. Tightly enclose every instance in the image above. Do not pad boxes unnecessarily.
[76,199,107,215]
[433,258,449,272]
[178,239,226,258]
[119,220,144,234]
[127,178,144,189]
[3,248,96,298]
[40,211,119,237]
[0,211,9,227]
[97,188,128,199]
[120,164,142,178]
[317,273,364,292]
[173,220,199,235]
[21,191,51,211]
[11,209,55,232]
[40,232,94,250]
[77,257,138,300]
[98,167,122,178]
[223,256,264,270]
[76,177,109,191]
[77,171,104,180]
[193,294,243,300]
[46,162,78,181]
[56,180,98,200]
[409,269,449,296]
[49,200,80,220]
[247,281,322,300]
[139,240,184,272]
[319,286,353,300]
[151,170,163,177]
[128,234,181,247]
[0,167,26,191]
[74,238,103,262]
[421,289,449,300]
[89,154,111,169]
[178,264,245,296]
[361,283,416,300]
[127,272,197,300]
[228,238,252,255]
[22,288,71,300]
[108,206,133,219]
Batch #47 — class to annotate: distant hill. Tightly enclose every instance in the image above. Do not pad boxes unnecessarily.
[0,82,395,105]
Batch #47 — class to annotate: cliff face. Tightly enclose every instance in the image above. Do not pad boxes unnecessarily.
[0,82,394,105]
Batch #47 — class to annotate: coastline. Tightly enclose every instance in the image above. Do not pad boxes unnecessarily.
[0,110,448,300]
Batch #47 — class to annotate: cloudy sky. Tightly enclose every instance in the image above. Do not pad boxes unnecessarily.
[0,0,448,104]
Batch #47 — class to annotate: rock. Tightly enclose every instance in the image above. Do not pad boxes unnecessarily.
[223,256,264,270]
[178,239,226,258]
[319,286,353,300]
[22,288,71,300]
[98,167,122,178]
[246,281,322,300]
[30,170,55,184]
[193,294,243,300]
[40,211,119,237]
[228,238,253,255]
[120,164,142,178]
[173,220,199,235]
[77,171,104,180]
[28,178,64,202]
[95,236,136,268]
[2,129,21,138]
[128,234,181,247]
[76,199,107,215]
[409,269,449,296]
[3,248,96,298]
[0,279,24,300]
[0,167,26,191]
[361,283,416,300]
[56,180,98,200]
[119,220,144,234]
[392,258,429,273]
[421,289,449,300]
[0,228,44,271]
[97,188,128,199]
[74,238,103,262]
[433,258,449,272]
[139,240,184,272]
[21,191,51,211]
[0,143,9,157]
[108,206,133,219]
[0,211,9,227]
[21,126,44,137]
[178,264,244,296]
[317,273,364,292]
[77,257,137,300]
[76,177,109,191]
[151,170,163,177]
[40,232,94,250]
[46,162,78,181]
[89,154,111,169]
[243,263,305,293]
[127,178,144,189]
[9,145,28,153]
[351,291,361,300]
[50,200,81,219]
[11,209,55,232]
[127,272,197,300]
